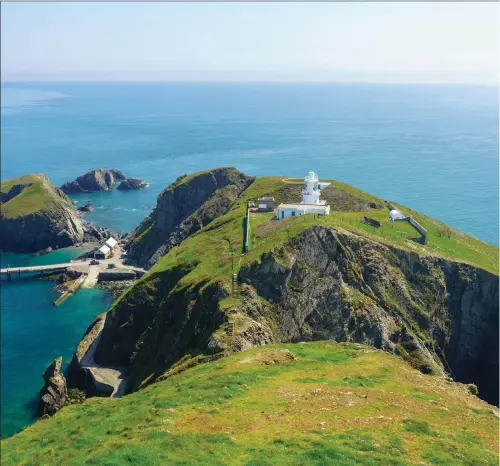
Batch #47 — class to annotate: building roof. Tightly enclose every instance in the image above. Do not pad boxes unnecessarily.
[278,203,329,210]
[389,209,406,220]
[258,197,275,201]
[105,237,118,248]
[98,245,111,254]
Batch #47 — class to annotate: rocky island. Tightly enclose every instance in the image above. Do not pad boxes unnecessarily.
[0,174,105,253]
[2,167,498,465]
[117,177,148,190]
[60,168,125,194]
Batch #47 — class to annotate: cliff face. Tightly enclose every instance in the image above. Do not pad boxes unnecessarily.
[126,167,255,268]
[60,169,125,194]
[238,226,498,404]
[39,357,67,416]
[80,225,498,405]
[1,174,104,252]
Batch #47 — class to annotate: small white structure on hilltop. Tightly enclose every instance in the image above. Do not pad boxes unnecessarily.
[389,209,406,221]
[277,172,331,219]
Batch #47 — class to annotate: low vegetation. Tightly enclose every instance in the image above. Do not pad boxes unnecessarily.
[1,173,74,219]
[146,176,497,299]
[2,342,497,465]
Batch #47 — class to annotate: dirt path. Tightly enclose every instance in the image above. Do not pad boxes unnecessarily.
[79,314,128,397]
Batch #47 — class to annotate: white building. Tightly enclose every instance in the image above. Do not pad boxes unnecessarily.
[389,209,406,221]
[94,244,111,260]
[105,236,118,250]
[277,172,331,219]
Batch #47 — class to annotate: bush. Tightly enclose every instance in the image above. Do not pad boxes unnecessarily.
[436,226,452,238]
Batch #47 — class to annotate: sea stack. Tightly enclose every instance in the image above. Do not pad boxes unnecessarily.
[117,178,148,190]
[39,357,67,416]
[60,168,125,194]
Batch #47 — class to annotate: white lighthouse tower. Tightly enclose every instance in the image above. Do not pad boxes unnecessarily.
[276,171,331,219]
[301,172,326,205]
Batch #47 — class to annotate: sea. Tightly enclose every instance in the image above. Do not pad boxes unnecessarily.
[1,82,498,438]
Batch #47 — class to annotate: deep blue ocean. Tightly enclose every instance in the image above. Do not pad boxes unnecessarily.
[1,82,498,438]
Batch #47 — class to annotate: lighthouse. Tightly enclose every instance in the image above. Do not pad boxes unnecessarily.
[277,171,331,219]
[301,172,327,206]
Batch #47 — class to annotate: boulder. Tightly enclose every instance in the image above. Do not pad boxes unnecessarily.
[61,169,125,194]
[78,201,93,213]
[117,178,147,190]
[39,357,67,416]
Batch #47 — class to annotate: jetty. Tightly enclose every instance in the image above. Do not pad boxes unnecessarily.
[0,261,89,280]
[2,245,145,307]
[53,274,87,306]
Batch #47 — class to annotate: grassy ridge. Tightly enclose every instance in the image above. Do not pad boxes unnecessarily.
[2,342,497,465]
[1,174,74,219]
[147,176,497,299]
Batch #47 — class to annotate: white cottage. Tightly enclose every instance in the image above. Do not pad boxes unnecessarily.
[105,236,118,250]
[94,244,111,260]
[277,172,331,219]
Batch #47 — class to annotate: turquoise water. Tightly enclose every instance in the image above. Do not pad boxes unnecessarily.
[0,247,113,438]
[2,83,498,242]
[1,83,498,438]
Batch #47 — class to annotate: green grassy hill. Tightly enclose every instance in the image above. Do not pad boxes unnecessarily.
[150,175,498,294]
[1,173,74,219]
[2,342,498,465]
[97,173,497,398]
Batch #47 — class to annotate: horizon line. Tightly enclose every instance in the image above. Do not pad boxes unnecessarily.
[2,79,497,87]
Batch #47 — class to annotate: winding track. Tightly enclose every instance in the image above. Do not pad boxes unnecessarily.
[79,314,128,397]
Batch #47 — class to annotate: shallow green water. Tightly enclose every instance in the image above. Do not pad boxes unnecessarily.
[1,247,112,438]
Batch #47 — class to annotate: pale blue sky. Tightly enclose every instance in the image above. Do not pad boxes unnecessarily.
[1,2,498,83]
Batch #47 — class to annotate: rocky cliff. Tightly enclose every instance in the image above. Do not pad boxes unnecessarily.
[1,174,105,252]
[60,169,125,194]
[39,357,67,416]
[238,226,499,405]
[78,224,498,405]
[117,178,147,190]
[126,167,255,268]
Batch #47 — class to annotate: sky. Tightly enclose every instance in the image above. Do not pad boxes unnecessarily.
[1,2,498,83]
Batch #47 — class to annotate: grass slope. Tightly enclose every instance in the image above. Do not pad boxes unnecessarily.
[146,176,497,301]
[1,174,73,219]
[2,342,497,465]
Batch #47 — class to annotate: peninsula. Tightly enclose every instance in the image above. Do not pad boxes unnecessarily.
[0,174,106,253]
[2,167,498,465]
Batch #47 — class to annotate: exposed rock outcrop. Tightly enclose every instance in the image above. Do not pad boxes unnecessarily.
[61,169,125,194]
[39,357,67,416]
[85,226,498,406]
[1,183,27,204]
[126,167,255,268]
[67,313,107,391]
[77,201,93,213]
[1,174,105,253]
[238,226,499,405]
[117,178,147,190]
